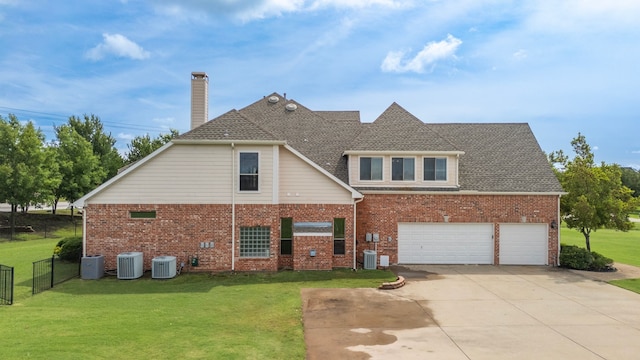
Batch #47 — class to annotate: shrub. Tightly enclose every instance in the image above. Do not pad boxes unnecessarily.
[591,251,615,271]
[560,244,614,272]
[57,236,82,262]
[53,239,67,256]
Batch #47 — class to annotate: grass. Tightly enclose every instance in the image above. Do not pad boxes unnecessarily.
[611,279,640,293]
[0,268,395,359]
[560,222,640,267]
[0,215,396,359]
[560,221,640,295]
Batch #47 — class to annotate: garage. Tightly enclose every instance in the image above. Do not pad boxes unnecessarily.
[397,223,494,264]
[499,223,548,265]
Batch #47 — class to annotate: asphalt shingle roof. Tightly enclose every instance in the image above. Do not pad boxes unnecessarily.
[348,103,460,152]
[176,93,563,193]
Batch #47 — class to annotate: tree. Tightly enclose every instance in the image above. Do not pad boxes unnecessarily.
[0,114,61,236]
[620,167,640,197]
[125,129,179,164]
[549,133,638,251]
[53,125,105,215]
[67,114,123,181]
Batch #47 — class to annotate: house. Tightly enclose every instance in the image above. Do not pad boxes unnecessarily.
[74,72,564,272]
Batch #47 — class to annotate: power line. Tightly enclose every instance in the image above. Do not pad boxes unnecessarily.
[0,106,175,134]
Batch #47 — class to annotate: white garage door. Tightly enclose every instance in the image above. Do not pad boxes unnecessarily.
[398,223,494,264]
[499,224,548,265]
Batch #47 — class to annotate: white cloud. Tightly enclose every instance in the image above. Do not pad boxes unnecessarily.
[593,146,599,151]
[154,0,411,21]
[85,33,150,61]
[117,132,134,141]
[154,0,303,22]
[308,0,410,10]
[381,34,462,73]
[632,150,640,154]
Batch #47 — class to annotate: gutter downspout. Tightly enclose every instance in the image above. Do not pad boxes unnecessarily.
[353,197,364,269]
[557,194,562,266]
[82,205,87,257]
[231,143,236,271]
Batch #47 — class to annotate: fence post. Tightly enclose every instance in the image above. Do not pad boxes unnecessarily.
[32,261,36,295]
[0,265,14,305]
[50,255,55,289]
[9,266,13,305]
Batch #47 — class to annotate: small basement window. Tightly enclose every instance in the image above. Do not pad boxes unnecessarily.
[130,211,156,219]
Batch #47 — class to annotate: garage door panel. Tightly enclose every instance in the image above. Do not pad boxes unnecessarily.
[499,224,548,265]
[398,223,494,264]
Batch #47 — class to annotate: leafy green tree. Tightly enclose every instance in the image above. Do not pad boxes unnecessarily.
[620,167,640,197]
[67,114,123,181]
[53,125,105,215]
[125,129,179,164]
[550,133,638,251]
[0,114,61,235]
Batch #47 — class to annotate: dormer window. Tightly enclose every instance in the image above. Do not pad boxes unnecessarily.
[391,157,415,181]
[359,157,383,181]
[424,157,447,181]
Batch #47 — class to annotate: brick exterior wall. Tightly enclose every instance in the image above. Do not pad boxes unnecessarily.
[84,194,559,272]
[84,204,233,272]
[355,193,560,266]
[84,203,354,272]
[279,204,355,269]
[292,235,333,270]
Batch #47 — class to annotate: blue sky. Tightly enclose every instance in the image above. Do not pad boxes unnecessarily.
[0,0,638,168]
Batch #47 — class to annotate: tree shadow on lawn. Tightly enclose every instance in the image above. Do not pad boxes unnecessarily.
[46,268,395,296]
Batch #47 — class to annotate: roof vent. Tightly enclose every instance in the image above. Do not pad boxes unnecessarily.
[285,103,297,111]
[268,96,279,103]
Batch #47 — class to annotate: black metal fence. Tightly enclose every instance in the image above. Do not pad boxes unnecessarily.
[32,256,80,295]
[0,264,14,305]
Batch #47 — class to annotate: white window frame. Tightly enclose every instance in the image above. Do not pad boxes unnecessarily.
[239,151,260,192]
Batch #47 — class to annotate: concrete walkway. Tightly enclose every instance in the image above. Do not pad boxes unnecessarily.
[303,265,640,359]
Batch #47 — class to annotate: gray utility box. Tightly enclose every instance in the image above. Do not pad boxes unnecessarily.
[81,255,105,280]
[363,250,377,270]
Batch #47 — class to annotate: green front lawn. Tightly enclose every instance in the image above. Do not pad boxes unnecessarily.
[560,222,640,267]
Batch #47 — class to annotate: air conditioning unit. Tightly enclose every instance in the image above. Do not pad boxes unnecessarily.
[117,252,143,279]
[363,250,377,270]
[152,256,177,279]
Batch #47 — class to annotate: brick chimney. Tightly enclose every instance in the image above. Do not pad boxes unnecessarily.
[191,72,209,130]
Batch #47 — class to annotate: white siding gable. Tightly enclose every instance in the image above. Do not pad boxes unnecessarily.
[88,144,233,204]
[279,148,354,204]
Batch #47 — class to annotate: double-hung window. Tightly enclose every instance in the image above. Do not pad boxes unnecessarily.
[391,157,415,181]
[424,157,447,181]
[280,218,292,255]
[359,157,383,181]
[333,218,345,255]
[239,152,259,191]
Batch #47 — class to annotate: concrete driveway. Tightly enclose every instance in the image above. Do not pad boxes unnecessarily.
[302,265,640,359]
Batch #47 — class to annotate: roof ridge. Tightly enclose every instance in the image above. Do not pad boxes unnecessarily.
[233,107,282,140]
